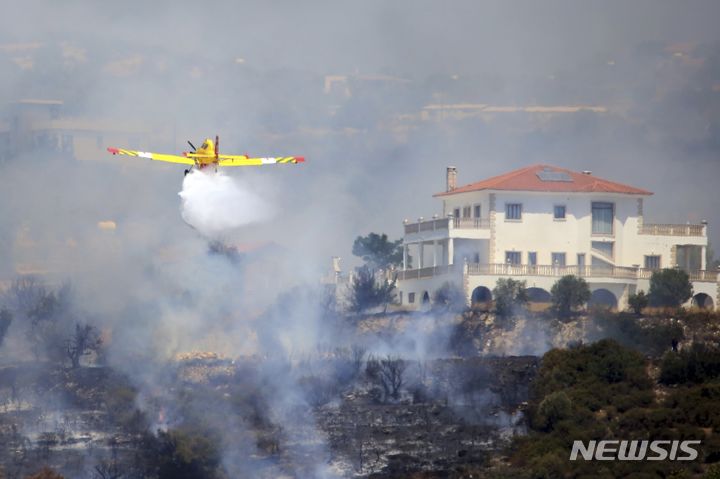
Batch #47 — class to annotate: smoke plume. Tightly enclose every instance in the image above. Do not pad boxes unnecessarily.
[178,170,273,237]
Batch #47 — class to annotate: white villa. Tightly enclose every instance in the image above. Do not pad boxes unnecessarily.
[397,165,718,311]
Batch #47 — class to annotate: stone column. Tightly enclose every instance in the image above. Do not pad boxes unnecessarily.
[432,240,438,267]
[419,242,425,269]
[402,244,408,271]
[448,238,454,265]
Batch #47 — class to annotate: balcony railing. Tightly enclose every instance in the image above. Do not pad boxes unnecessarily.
[452,217,491,229]
[467,263,637,279]
[687,270,718,282]
[404,216,489,234]
[404,218,448,234]
[639,223,706,237]
[395,264,456,280]
[465,263,718,282]
[396,262,719,282]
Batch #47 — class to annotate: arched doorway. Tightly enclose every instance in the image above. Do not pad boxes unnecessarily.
[422,291,430,304]
[526,287,552,303]
[589,288,617,310]
[692,293,714,310]
[471,286,492,306]
[526,287,552,311]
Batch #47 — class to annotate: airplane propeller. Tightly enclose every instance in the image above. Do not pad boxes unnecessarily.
[188,141,196,151]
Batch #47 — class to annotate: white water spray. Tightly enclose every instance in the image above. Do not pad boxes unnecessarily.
[178,170,272,237]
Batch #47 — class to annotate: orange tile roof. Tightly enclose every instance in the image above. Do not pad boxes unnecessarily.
[434,164,653,197]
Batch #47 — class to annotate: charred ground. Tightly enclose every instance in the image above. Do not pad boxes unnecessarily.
[2,283,720,478]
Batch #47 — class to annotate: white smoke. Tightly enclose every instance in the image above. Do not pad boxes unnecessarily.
[178,169,273,237]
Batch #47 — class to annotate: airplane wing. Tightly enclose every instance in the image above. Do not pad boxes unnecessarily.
[217,155,305,167]
[107,147,195,166]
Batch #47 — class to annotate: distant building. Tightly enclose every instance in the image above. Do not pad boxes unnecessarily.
[323,74,411,98]
[420,104,608,122]
[397,165,717,311]
[0,99,151,163]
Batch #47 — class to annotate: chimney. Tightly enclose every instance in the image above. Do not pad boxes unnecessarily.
[446,166,457,192]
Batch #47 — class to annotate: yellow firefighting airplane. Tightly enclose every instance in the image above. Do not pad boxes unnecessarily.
[107,136,304,175]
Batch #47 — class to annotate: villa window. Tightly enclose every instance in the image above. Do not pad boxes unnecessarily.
[399,291,403,304]
[463,206,471,218]
[552,252,566,266]
[554,205,566,220]
[644,255,661,269]
[528,252,537,266]
[453,207,460,218]
[505,251,521,265]
[592,202,614,235]
[408,292,416,304]
[505,203,522,220]
[474,204,481,218]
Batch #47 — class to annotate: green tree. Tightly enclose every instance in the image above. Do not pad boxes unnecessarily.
[352,233,404,270]
[649,268,693,308]
[493,278,528,318]
[432,282,466,312]
[376,275,398,313]
[550,275,590,318]
[535,391,572,431]
[348,265,396,313]
[628,290,649,315]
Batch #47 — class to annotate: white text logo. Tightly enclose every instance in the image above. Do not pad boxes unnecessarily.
[569,440,701,461]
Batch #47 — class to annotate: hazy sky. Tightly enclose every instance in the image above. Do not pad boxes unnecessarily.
[2,0,720,280]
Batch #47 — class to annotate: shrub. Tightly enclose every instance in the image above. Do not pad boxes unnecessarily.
[551,275,590,317]
[155,428,221,479]
[493,278,528,319]
[366,355,407,402]
[659,343,720,385]
[532,339,650,409]
[591,312,683,356]
[348,265,396,313]
[628,290,649,314]
[704,464,720,479]
[535,391,572,431]
[649,268,693,308]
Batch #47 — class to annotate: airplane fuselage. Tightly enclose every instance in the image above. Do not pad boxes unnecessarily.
[185,138,218,169]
